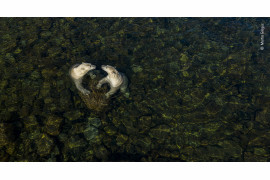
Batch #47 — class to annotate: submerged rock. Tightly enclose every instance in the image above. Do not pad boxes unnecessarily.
[66,135,87,155]
[205,101,222,115]
[254,148,267,156]
[116,134,129,146]
[23,115,39,130]
[83,125,99,141]
[64,110,84,121]
[87,117,101,128]
[217,140,242,159]
[35,133,54,157]
[0,123,9,148]
[131,64,143,73]
[94,145,109,161]
[45,115,63,136]
[104,126,117,136]
[30,71,41,80]
[138,116,152,133]
[149,125,171,139]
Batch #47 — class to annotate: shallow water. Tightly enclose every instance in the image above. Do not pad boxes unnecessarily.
[0,17,269,161]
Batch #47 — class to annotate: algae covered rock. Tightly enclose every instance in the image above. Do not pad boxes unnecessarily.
[83,117,101,142]
[35,133,54,157]
[19,104,31,118]
[94,145,109,161]
[217,140,242,159]
[23,115,39,130]
[138,116,152,133]
[131,64,143,73]
[83,125,99,141]
[149,125,171,140]
[45,115,63,136]
[205,101,222,115]
[104,126,118,136]
[254,148,267,156]
[0,123,9,148]
[88,117,101,127]
[65,135,87,156]
[30,71,41,80]
[136,136,151,154]
[64,110,84,121]
[116,134,129,146]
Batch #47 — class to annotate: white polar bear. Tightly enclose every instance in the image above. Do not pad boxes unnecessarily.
[97,65,129,98]
[69,62,96,95]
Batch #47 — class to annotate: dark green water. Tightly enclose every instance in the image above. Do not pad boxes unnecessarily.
[0,17,269,161]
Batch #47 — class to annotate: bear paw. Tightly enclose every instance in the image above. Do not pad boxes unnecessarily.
[81,89,91,95]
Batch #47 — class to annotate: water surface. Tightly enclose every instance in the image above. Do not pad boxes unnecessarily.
[0,18,269,161]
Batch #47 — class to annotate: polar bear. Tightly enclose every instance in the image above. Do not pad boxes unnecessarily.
[97,65,129,98]
[69,62,96,95]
